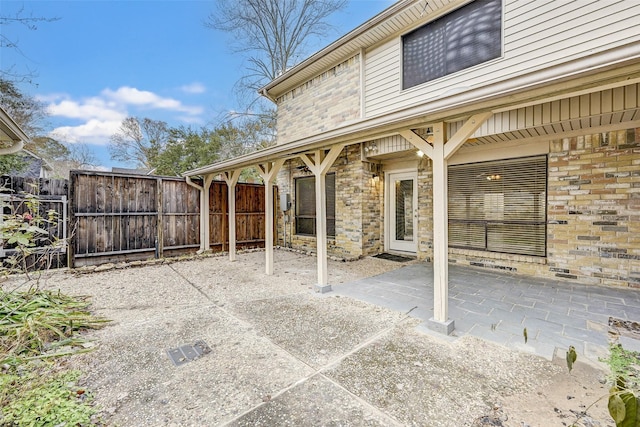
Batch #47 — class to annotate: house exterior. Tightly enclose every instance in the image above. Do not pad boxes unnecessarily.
[185,0,640,334]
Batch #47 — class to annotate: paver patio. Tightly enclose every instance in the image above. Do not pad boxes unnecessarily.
[333,261,640,361]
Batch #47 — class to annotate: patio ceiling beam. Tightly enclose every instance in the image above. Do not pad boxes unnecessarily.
[298,143,346,292]
[257,159,285,276]
[444,112,493,159]
[222,169,242,262]
[399,130,433,158]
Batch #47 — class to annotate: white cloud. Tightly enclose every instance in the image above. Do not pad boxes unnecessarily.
[47,98,125,122]
[180,82,206,94]
[50,119,122,145]
[42,85,206,146]
[102,86,203,115]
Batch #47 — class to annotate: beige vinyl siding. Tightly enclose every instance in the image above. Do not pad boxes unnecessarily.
[364,0,640,118]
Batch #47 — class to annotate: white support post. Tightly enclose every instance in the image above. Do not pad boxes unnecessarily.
[299,145,345,293]
[257,159,284,275]
[400,113,491,335]
[186,176,207,252]
[223,170,242,261]
[430,122,452,332]
[202,175,213,251]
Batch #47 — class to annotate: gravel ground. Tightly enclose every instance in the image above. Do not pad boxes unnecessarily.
[4,249,613,426]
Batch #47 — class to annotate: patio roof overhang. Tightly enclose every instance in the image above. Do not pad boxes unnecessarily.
[185,44,640,178]
[184,42,640,335]
[0,106,27,155]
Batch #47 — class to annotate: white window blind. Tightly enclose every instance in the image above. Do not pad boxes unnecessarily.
[448,156,547,256]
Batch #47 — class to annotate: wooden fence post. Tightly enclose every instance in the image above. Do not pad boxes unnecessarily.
[156,177,164,259]
[67,172,76,269]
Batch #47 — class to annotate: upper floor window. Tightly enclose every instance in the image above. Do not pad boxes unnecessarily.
[402,0,502,90]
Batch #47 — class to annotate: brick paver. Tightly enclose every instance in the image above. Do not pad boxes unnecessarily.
[333,261,640,361]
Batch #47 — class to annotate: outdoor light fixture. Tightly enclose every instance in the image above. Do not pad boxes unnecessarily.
[417,150,424,158]
[486,174,501,181]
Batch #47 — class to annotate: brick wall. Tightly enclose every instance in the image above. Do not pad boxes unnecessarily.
[449,127,640,288]
[274,127,639,288]
[275,144,383,258]
[546,128,640,287]
[276,55,361,144]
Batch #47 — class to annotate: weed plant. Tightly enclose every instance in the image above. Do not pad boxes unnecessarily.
[0,189,108,425]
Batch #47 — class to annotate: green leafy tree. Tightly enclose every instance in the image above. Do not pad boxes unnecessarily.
[0,78,47,139]
[151,126,222,176]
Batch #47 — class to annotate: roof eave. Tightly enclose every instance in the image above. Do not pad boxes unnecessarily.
[0,106,28,155]
[259,0,417,96]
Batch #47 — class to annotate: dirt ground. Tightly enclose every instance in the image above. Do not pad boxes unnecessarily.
[5,249,615,426]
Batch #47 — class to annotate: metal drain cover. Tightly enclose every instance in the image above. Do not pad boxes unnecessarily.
[167,339,212,366]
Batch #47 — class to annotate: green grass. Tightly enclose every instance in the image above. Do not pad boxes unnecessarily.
[1,288,109,362]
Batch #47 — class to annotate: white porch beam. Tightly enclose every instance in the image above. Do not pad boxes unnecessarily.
[298,144,345,292]
[443,112,493,159]
[399,130,434,158]
[257,159,284,275]
[430,122,452,332]
[222,169,242,261]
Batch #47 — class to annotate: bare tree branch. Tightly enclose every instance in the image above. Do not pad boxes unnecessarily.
[206,0,346,108]
[109,117,169,168]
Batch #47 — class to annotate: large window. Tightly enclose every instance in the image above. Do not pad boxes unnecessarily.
[295,173,336,237]
[402,0,502,89]
[448,156,547,257]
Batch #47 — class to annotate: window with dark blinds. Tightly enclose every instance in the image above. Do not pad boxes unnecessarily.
[402,0,502,89]
[448,156,547,256]
[295,173,336,237]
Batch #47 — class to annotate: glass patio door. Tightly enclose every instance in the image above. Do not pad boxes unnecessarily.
[388,172,417,253]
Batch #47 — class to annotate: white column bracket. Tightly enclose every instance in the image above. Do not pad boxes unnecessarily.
[298,144,346,293]
[400,113,492,335]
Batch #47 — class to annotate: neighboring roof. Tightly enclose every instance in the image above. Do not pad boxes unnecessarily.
[261,0,446,98]
[0,106,28,155]
[6,150,53,178]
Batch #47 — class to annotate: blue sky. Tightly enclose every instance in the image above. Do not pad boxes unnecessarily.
[2,0,394,170]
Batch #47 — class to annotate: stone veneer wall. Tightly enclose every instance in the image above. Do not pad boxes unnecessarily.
[546,128,640,287]
[417,158,434,261]
[450,127,640,288]
[276,55,361,144]
[275,144,383,258]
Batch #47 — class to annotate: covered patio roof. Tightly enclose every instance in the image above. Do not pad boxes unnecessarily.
[0,106,27,155]
[182,34,640,336]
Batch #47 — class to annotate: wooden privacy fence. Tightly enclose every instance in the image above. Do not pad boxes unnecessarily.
[69,171,272,267]
[0,176,69,269]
